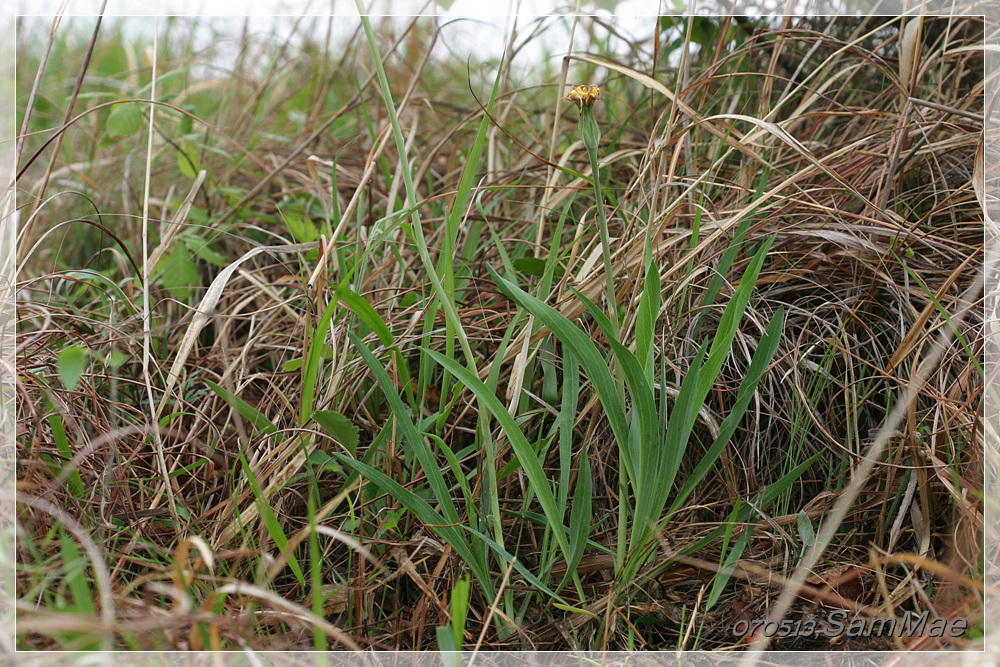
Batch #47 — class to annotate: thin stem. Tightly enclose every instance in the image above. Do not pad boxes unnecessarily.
[586,144,619,343]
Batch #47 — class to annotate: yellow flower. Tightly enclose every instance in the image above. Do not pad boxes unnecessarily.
[566,84,602,109]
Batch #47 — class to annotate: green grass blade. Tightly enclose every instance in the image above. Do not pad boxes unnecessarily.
[336,286,394,347]
[205,379,279,437]
[424,347,574,564]
[635,256,661,380]
[698,233,775,403]
[669,307,785,516]
[237,451,305,588]
[488,266,631,479]
[355,5,475,369]
[44,396,86,500]
[574,290,660,491]
[332,453,490,594]
[559,441,592,594]
[301,297,339,426]
[706,503,753,610]
[347,331,461,526]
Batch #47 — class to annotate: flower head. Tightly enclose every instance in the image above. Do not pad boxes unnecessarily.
[566,84,602,109]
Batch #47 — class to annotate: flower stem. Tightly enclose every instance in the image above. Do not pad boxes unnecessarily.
[585,143,620,343]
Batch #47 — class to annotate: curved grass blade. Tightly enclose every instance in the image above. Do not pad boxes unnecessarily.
[347,331,461,527]
[488,266,632,481]
[332,453,490,595]
[698,233,776,403]
[424,347,574,565]
[668,306,785,517]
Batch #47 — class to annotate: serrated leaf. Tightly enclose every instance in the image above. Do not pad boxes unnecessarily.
[106,102,142,137]
[57,346,89,391]
[312,410,359,457]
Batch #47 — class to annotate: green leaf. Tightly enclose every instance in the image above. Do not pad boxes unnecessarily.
[182,234,227,267]
[562,441,592,593]
[706,505,752,611]
[160,244,199,304]
[179,104,195,134]
[797,510,816,547]
[698,234,776,403]
[635,257,661,379]
[59,528,95,614]
[450,574,470,648]
[336,287,394,346]
[332,452,489,593]
[46,399,86,500]
[425,347,574,565]
[488,266,632,481]
[312,410,359,457]
[347,331,461,527]
[57,345,88,391]
[205,379,279,437]
[280,207,319,243]
[669,307,785,516]
[436,626,456,652]
[177,141,202,179]
[307,449,344,474]
[106,102,142,137]
[238,451,305,587]
[513,257,547,277]
[302,298,340,424]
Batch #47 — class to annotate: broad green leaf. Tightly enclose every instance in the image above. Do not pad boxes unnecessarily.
[281,208,319,243]
[182,233,227,267]
[312,410,359,457]
[177,141,202,179]
[436,627,456,652]
[106,102,142,137]
[450,574,470,647]
[513,257,547,277]
[160,244,199,304]
[57,345,88,391]
[797,510,816,547]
